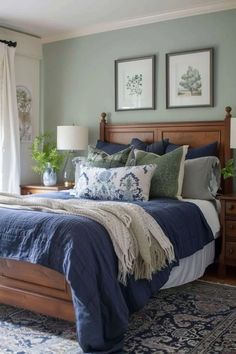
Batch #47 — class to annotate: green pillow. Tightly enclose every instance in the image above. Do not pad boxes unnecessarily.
[134,146,188,198]
[87,145,132,168]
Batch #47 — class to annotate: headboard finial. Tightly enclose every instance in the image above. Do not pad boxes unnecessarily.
[100,112,107,123]
[99,112,107,141]
[225,106,232,119]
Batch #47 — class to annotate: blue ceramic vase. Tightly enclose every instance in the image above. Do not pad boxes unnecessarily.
[43,163,57,186]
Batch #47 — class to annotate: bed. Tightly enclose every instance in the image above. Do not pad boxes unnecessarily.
[0,107,233,353]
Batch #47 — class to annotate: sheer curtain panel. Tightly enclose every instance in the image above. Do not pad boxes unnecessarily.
[0,43,20,193]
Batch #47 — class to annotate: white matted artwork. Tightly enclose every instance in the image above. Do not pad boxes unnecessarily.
[115,55,155,111]
[16,85,32,142]
[166,48,213,108]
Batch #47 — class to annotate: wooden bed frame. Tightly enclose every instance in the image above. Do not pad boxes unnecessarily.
[0,107,233,322]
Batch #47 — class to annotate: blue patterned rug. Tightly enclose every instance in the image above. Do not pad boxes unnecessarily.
[0,281,235,353]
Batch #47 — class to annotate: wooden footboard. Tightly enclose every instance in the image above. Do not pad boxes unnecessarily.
[0,258,75,322]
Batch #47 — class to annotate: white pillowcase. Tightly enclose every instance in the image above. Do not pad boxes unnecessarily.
[75,164,156,201]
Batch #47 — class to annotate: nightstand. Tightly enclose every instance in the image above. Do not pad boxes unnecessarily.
[219,194,236,275]
[20,184,70,195]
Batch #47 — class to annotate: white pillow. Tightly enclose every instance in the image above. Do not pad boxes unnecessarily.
[75,164,156,201]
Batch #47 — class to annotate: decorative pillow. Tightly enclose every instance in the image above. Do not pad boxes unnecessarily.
[86,145,131,168]
[131,138,169,155]
[125,148,136,167]
[96,140,130,154]
[182,157,221,200]
[134,146,188,199]
[165,141,218,159]
[76,164,156,201]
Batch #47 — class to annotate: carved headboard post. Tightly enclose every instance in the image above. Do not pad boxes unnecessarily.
[99,112,107,142]
[224,106,233,194]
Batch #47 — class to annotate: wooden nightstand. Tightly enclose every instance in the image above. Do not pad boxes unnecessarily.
[20,184,70,195]
[219,194,236,275]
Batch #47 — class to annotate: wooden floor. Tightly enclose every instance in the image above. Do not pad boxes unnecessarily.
[201,265,236,286]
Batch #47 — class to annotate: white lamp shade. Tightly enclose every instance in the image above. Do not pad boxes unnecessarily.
[230,118,236,149]
[57,126,88,150]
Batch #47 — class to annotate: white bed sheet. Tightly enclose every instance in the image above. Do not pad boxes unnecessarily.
[161,199,220,289]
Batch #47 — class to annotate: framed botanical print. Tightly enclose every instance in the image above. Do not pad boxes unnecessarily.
[17,86,33,142]
[166,48,213,108]
[115,55,155,111]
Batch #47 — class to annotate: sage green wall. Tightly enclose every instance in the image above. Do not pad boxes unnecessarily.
[43,10,236,144]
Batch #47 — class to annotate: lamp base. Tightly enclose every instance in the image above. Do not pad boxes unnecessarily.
[62,152,75,188]
[64,180,75,188]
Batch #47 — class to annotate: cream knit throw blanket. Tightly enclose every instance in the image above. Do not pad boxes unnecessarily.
[0,193,175,284]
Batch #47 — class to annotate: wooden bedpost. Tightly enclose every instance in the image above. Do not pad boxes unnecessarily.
[99,112,107,141]
[224,106,233,194]
[225,106,232,118]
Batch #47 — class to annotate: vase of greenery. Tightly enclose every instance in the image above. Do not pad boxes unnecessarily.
[31,133,65,186]
[42,162,57,186]
[221,159,235,180]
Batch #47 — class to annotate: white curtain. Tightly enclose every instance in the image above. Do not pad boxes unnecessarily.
[0,43,20,194]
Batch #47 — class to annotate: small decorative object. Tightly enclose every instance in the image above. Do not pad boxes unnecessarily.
[166,48,213,108]
[115,55,155,111]
[16,86,32,142]
[57,125,88,187]
[31,133,64,185]
[42,162,57,186]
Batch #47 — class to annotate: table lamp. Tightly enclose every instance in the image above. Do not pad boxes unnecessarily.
[222,117,236,181]
[230,118,236,148]
[57,125,88,187]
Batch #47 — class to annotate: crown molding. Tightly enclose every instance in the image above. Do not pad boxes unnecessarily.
[0,26,42,59]
[42,1,236,44]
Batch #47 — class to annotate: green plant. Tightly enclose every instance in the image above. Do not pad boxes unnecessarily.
[221,158,235,180]
[31,133,65,174]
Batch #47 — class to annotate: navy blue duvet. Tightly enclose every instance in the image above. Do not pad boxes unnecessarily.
[0,193,214,353]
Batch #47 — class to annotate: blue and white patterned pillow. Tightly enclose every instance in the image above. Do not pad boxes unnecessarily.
[75,164,156,201]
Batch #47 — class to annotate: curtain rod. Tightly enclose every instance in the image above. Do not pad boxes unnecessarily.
[0,39,17,47]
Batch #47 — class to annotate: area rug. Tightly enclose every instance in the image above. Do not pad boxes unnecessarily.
[0,281,235,353]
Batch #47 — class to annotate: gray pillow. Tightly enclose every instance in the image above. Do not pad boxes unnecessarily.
[182,156,221,200]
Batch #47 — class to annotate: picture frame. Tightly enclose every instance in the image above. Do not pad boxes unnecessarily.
[166,48,213,108]
[115,55,155,111]
[17,85,33,142]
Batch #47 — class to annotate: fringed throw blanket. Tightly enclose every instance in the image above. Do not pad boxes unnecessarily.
[0,193,175,284]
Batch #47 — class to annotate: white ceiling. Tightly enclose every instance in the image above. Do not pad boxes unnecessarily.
[0,0,236,43]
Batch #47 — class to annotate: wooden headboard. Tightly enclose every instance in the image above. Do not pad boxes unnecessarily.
[99,107,233,194]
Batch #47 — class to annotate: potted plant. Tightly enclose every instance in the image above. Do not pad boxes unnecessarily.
[221,159,235,180]
[31,133,65,186]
